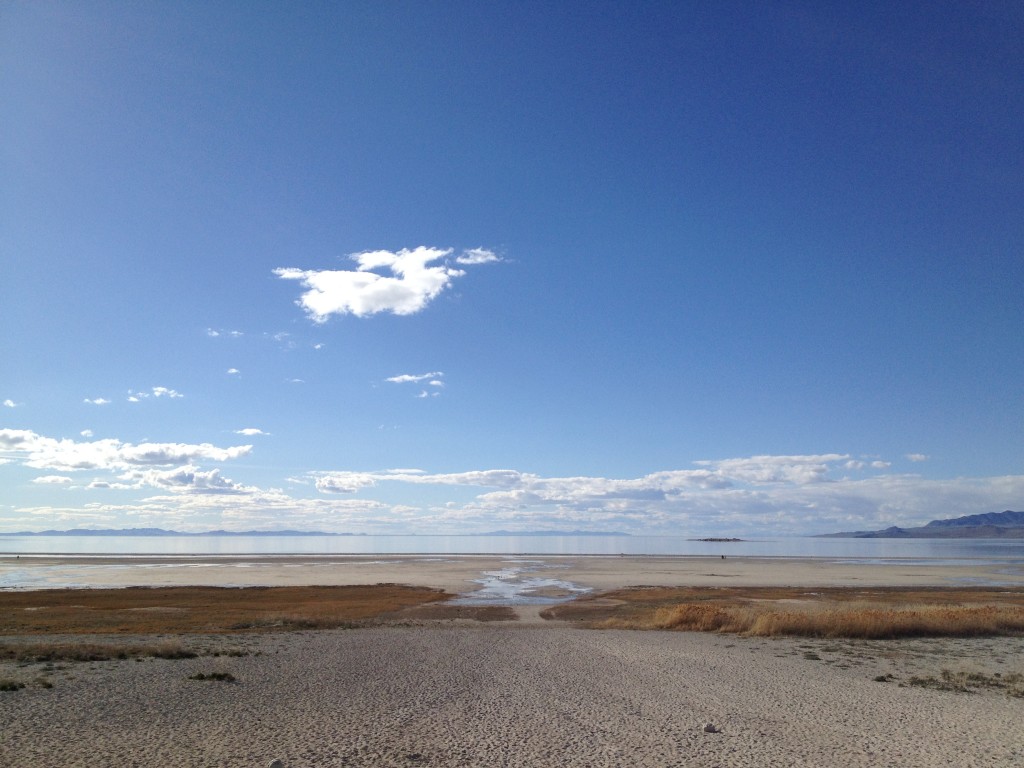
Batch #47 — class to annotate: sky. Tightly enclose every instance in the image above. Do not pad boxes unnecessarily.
[2,1,1023,536]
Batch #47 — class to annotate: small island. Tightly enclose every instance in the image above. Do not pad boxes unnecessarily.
[690,537,745,542]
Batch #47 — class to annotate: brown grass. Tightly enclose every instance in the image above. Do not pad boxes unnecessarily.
[541,586,1024,639]
[0,639,199,662]
[0,584,450,635]
[907,669,1024,696]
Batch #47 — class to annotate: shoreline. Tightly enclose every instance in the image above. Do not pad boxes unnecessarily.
[3,553,1024,594]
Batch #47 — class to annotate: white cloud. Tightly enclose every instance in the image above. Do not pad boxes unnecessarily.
[207,328,243,338]
[0,428,251,472]
[276,246,499,322]
[386,371,444,384]
[80,430,93,438]
[3,399,17,408]
[227,368,240,375]
[455,248,501,265]
[32,475,73,485]
[234,428,269,436]
[116,465,251,494]
[127,387,184,402]
[389,371,445,397]
[315,473,380,494]
[691,454,847,485]
[84,398,110,406]
[906,453,929,462]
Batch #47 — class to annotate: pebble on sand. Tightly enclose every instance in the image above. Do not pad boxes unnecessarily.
[703,723,720,733]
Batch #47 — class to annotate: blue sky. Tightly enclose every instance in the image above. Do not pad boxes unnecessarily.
[2,1,1022,535]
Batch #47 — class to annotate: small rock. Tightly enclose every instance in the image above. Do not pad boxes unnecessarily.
[702,723,719,733]
[269,760,284,768]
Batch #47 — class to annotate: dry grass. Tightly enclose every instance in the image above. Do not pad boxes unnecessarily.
[907,669,1024,696]
[541,586,1024,639]
[0,639,199,662]
[0,584,450,635]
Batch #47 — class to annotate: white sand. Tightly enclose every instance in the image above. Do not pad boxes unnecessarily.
[2,626,1022,767]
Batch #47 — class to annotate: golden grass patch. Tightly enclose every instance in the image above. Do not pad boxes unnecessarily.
[541,586,1024,639]
[0,584,450,635]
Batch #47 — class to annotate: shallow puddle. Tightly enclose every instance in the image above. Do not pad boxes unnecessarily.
[454,559,591,605]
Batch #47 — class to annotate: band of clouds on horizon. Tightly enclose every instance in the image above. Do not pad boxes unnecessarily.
[3,431,1022,532]
[0,433,1013,534]
[301,456,1024,534]
[274,246,501,322]
[310,455,855,496]
[9,459,1021,536]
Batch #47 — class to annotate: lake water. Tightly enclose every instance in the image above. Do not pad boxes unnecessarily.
[2,534,1023,563]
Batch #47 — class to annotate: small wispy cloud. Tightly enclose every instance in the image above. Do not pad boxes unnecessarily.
[3,399,18,408]
[275,246,501,322]
[227,368,240,375]
[906,453,929,462]
[388,371,446,398]
[80,429,93,438]
[128,387,184,403]
[234,428,269,436]
[386,371,444,384]
[32,475,73,485]
[455,248,501,265]
[84,398,110,406]
[207,328,243,338]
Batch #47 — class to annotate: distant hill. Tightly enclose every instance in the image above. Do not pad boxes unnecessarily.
[819,510,1024,538]
[923,510,1024,528]
[8,528,359,537]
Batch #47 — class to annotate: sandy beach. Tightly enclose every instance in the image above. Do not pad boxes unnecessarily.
[2,555,1023,767]
[3,626,1023,767]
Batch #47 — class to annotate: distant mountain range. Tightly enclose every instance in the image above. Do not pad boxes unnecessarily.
[820,510,1024,538]
[7,528,360,537]
[6,527,631,537]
